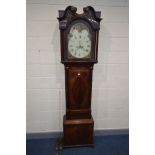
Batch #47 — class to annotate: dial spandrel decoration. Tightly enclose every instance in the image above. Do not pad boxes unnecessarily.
[68,23,91,58]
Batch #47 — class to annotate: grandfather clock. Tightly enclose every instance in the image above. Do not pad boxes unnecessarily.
[57,6,102,147]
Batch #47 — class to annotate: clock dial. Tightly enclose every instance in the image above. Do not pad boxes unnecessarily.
[68,23,91,58]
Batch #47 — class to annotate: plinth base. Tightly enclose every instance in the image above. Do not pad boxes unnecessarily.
[63,115,94,147]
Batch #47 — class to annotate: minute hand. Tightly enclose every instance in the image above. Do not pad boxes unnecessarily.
[79,39,86,50]
[79,37,83,48]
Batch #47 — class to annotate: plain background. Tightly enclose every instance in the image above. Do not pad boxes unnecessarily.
[1,0,155,155]
[26,0,129,133]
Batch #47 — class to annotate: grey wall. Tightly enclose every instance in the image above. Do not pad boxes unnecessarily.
[26,0,129,133]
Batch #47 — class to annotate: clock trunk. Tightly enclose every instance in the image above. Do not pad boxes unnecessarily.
[63,64,94,147]
[65,65,93,119]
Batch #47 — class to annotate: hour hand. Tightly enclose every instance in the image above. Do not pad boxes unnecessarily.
[76,46,79,50]
[78,41,80,47]
[79,40,81,46]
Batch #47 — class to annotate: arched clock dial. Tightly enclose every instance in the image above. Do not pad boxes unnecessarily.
[68,23,91,58]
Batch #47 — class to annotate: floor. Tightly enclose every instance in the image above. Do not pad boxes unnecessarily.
[26,134,129,155]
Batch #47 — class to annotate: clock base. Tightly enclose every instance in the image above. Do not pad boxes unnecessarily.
[63,115,94,147]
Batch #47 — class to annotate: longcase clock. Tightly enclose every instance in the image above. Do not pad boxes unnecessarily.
[57,6,102,147]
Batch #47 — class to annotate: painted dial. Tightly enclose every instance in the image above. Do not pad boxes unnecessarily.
[68,23,91,58]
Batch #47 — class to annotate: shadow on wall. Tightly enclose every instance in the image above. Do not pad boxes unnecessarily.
[92,23,111,124]
[51,22,64,131]
[52,23,64,87]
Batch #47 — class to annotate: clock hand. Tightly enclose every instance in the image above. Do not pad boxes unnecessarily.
[79,40,82,49]
[79,40,81,46]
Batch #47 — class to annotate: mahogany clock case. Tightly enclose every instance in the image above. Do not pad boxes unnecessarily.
[57,6,102,147]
